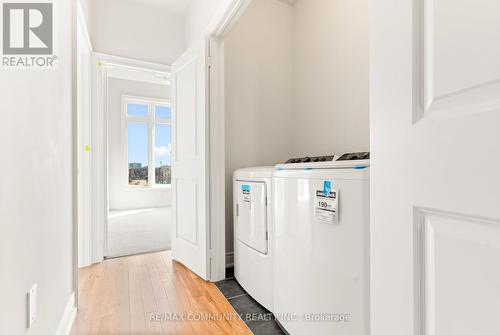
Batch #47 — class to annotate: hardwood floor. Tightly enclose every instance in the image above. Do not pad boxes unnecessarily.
[72,251,252,335]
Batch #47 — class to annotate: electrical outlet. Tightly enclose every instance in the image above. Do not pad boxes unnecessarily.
[28,284,37,328]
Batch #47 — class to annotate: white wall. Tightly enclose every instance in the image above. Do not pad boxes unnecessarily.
[224,0,294,253]
[108,78,171,211]
[0,0,75,334]
[91,0,186,64]
[185,0,225,46]
[292,0,369,155]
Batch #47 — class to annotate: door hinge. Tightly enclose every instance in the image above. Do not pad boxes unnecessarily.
[207,56,214,67]
[266,231,269,240]
[236,203,239,216]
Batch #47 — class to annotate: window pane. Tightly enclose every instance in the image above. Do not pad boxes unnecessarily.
[127,103,148,116]
[128,122,148,186]
[155,105,171,119]
[154,124,172,185]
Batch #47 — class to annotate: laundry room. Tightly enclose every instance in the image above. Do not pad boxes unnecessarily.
[220,0,370,333]
[224,0,369,259]
[6,0,498,332]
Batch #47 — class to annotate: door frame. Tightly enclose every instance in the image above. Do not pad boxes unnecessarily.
[204,0,254,281]
[76,2,93,269]
[92,53,171,261]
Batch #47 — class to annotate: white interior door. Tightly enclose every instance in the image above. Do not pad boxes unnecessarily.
[171,39,209,280]
[370,0,500,334]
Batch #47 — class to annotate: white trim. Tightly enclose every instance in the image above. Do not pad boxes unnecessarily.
[207,0,253,38]
[77,3,94,269]
[72,0,79,309]
[206,37,227,282]
[95,53,171,86]
[183,0,253,282]
[77,2,92,50]
[123,95,172,106]
[94,52,171,73]
[55,292,77,335]
[107,65,171,86]
[92,53,108,261]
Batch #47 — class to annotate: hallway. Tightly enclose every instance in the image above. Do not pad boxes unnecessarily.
[71,251,251,335]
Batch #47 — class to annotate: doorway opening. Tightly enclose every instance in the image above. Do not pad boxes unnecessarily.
[106,93,172,258]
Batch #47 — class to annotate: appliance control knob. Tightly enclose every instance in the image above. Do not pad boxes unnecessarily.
[320,157,326,161]
[303,157,311,162]
[313,158,319,162]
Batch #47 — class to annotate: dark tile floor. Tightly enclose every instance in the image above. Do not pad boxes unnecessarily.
[215,267,286,335]
[226,266,234,278]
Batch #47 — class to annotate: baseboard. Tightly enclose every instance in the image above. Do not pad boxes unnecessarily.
[225,252,234,268]
[55,292,77,335]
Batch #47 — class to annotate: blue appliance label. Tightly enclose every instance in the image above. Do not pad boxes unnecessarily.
[323,180,331,197]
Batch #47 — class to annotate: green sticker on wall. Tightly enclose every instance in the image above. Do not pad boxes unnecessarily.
[85,145,91,152]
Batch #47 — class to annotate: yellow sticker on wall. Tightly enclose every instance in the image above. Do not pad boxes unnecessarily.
[85,145,91,152]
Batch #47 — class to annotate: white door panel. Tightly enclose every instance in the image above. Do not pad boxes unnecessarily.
[415,210,500,335]
[235,181,268,254]
[431,0,500,97]
[175,59,198,160]
[175,179,198,245]
[371,0,500,334]
[417,0,500,116]
[171,39,208,280]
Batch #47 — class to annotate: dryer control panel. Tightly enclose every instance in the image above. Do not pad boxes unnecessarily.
[284,155,335,164]
[337,152,370,161]
[277,152,370,170]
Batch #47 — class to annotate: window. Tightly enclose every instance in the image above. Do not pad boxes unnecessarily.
[154,123,171,185]
[127,121,149,185]
[125,97,172,187]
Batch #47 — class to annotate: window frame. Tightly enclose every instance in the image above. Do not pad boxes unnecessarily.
[122,95,172,189]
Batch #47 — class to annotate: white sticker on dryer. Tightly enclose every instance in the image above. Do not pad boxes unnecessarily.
[241,184,251,207]
[315,181,338,225]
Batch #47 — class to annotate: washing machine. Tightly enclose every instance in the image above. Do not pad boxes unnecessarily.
[233,166,274,312]
[273,153,370,335]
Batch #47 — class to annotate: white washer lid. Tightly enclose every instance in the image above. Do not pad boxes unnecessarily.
[233,166,274,179]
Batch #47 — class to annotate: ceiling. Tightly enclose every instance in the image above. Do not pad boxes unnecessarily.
[124,0,193,15]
